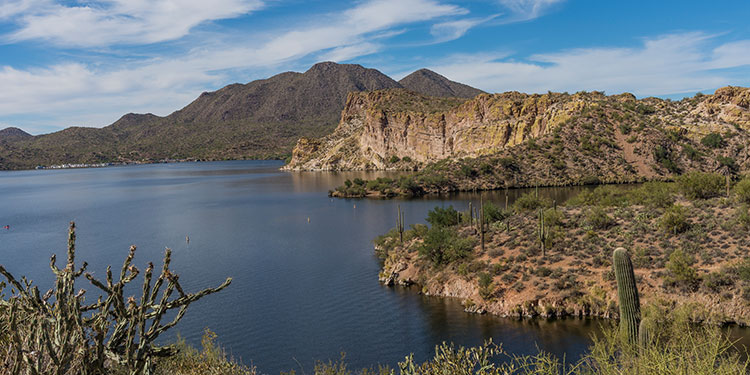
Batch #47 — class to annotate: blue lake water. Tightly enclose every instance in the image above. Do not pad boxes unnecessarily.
[0,160,745,374]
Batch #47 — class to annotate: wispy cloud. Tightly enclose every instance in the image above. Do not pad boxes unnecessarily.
[497,0,564,21]
[425,32,750,96]
[430,15,498,43]
[5,0,264,47]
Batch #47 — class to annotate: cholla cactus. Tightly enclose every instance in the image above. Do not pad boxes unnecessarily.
[0,222,231,375]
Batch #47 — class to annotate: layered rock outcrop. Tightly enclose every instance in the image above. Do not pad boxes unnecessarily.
[285,86,750,173]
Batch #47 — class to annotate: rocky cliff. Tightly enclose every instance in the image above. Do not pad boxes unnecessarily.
[285,87,750,180]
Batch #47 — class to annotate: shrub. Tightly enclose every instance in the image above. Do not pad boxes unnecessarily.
[682,144,701,161]
[660,204,690,234]
[586,207,615,230]
[513,192,551,212]
[664,248,699,290]
[478,272,494,299]
[700,132,724,148]
[401,156,412,162]
[676,171,724,199]
[631,182,675,208]
[479,163,494,175]
[482,201,510,223]
[737,205,750,229]
[389,155,401,163]
[418,226,475,265]
[735,177,750,203]
[426,205,460,227]
[353,177,365,186]
[702,271,733,293]
[459,165,477,178]
[398,177,423,196]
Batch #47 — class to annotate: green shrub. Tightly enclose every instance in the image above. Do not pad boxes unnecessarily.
[736,204,750,230]
[676,171,724,199]
[702,271,733,293]
[418,226,475,265]
[459,164,477,178]
[401,156,412,162]
[389,155,401,163]
[660,204,690,234]
[513,192,551,212]
[700,132,724,148]
[682,144,701,161]
[735,178,750,203]
[426,205,460,227]
[353,177,365,186]
[630,182,676,208]
[664,249,699,290]
[479,163,493,175]
[478,272,494,299]
[482,201,510,222]
[586,207,615,229]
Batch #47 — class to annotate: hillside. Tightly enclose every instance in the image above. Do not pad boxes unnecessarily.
[0,63,482,170]
[284,86,750,196]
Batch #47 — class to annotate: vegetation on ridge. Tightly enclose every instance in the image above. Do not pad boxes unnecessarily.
[376,174,750,324]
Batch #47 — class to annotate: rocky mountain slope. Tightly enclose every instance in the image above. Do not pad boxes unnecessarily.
[399,69,484,98]
[0,63,482,170]
[286,86,750,195]
[0,127,32,144]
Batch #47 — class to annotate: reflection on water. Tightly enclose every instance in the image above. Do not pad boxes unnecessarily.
[0,160,747,374]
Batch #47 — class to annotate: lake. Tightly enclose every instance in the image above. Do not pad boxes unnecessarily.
[0,160,745,374]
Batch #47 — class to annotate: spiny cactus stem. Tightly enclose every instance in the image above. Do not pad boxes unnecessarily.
[613,247,641,346]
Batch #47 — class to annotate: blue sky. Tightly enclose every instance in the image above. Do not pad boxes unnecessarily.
[1,0,749,134]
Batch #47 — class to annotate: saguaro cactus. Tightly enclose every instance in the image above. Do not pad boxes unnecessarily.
[613,247,641,346]
[397,204,405,243]
[538,208,549,256]
[479,197,488,251]
[638,317,650,349]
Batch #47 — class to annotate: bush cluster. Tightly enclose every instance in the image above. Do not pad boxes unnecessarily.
[676,171,724,199]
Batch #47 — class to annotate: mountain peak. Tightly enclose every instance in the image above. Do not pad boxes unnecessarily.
[0,127,32,140]
[399,69,484,98]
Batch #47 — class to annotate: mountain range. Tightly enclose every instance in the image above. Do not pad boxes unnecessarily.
[0,62,483,170]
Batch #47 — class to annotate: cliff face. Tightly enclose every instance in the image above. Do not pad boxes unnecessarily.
[285,86,750,173]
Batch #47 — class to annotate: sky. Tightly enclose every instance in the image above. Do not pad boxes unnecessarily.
[0,0,749,135]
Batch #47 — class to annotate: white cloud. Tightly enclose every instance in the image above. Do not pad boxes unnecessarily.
[6,0,264,47]
[425,32,750,96]
[0,0,468,132]
[497,0,564,21]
